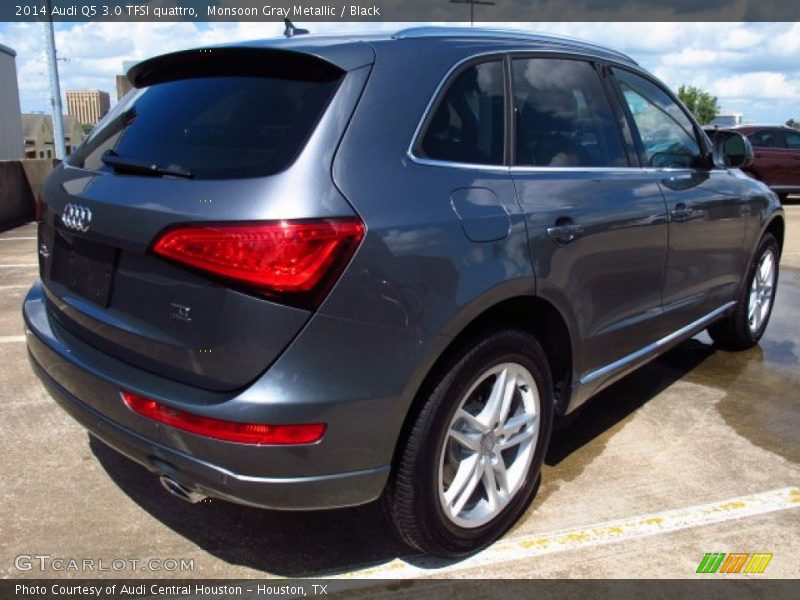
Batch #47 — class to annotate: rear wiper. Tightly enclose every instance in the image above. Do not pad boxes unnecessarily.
[101,150,194,179]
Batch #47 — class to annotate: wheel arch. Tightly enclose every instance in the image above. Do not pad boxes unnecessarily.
[390,295,574,471]
[764,214,785,256]
[735,211,785,301]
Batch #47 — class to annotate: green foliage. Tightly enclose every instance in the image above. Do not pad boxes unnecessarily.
[677,85,720,125]
[787,118,799,129]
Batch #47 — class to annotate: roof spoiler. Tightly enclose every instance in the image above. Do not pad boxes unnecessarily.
[127,47,344,88]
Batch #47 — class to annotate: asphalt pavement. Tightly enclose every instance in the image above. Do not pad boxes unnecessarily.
[1,206,799,580]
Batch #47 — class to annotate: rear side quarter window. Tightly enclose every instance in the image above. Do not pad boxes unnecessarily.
[416,60,505,166]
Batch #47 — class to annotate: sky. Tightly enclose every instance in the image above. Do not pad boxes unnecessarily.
[0,20,798,124]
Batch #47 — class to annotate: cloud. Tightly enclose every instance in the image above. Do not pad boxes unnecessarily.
[1,20,797,123]
[710,72,800,101]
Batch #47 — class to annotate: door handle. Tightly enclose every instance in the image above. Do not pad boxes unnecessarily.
[670,202,693,222]
[546,219,583,244]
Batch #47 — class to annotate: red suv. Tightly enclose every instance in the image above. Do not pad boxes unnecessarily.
[706,125,800,200]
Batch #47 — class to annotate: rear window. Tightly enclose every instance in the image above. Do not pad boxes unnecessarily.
[70,61,342,179]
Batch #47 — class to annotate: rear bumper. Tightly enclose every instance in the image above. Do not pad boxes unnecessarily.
[23,282,390,510]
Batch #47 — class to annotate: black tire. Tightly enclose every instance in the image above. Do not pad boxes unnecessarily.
[708,233,779,350]
[385,329,554,557]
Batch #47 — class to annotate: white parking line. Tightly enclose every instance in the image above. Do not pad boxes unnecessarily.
[0,284,31,289]
[0,264,37,268]
[336,486,800,579]
[0,336,26,344]
[0,237,36,241]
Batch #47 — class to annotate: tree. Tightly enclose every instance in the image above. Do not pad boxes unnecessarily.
[787,118,799,129]
[677,85,720,125]
[80,123,94,136]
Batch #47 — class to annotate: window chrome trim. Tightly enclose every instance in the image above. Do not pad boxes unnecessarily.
[644,167,714,174]
[579,301,736,386]
[407,48,637,171]
[409,156,511,172]
[510,166,645,174]
[392,27,638,66]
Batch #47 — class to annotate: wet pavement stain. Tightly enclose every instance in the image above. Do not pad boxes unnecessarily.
[525,266,800,521]
[687,268,800,464]
[697,352,799,464]
[515,334,718,528]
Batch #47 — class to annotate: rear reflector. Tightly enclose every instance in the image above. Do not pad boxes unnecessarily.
[122,391,326,445]
[151,219,364,307]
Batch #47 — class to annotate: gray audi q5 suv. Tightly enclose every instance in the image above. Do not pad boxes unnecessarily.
[24,27,784,556]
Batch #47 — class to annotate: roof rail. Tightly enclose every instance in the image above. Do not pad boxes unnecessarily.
[393,26,637,65]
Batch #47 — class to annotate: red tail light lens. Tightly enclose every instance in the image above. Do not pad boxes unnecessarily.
[152,219,364,307]
[122,391,326,445]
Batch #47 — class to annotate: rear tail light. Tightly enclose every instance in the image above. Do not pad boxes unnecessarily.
[151,218,364,308]
[122,391,326,445]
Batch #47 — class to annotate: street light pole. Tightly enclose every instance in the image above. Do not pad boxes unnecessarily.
[449,0,496,26]
[44,0,66,159]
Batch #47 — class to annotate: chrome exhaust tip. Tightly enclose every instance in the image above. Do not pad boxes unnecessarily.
[159,475,207,504]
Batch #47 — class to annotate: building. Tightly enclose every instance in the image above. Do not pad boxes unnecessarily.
[115,60,137,100]
[0,43,24,160]
[66,89,110,126]
[115,74,133,101]
[61,115,86,155]
[22,113,86,159]
[22,114,54,160]
[710,112,744,127]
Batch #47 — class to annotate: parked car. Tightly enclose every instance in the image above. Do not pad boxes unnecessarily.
[705,124,800,200]
[24,27,784,557]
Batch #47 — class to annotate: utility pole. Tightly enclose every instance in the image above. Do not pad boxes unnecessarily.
[44,0,66,159]
[449,0,495,26]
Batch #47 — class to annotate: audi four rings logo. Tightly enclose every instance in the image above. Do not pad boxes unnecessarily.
[61,204,92,232]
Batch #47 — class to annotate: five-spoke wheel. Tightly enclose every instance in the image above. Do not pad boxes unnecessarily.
[709,233,780,349]
[386,329,553,557]
[439,363,540,528]
[748,248,776,334]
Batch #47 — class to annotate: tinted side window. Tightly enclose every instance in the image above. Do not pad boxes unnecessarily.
[418,61,504,165]
[513,58,627,167]
[614,69,701,168]
[748,130,785,149]
[786,131,800,150]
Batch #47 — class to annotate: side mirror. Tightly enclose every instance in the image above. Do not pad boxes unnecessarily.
[712,131,754,169]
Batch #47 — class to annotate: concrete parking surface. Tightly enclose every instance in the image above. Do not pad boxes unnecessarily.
[1,206,799,580]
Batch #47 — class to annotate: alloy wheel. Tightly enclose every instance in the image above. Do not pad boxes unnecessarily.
[438,362,540,528]
[748,249,776,334]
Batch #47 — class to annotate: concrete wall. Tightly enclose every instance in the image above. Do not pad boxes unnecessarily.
[0,44,24,161]
[0,159,57,231]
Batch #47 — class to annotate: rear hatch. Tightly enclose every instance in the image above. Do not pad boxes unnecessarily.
[38,45,372,392]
